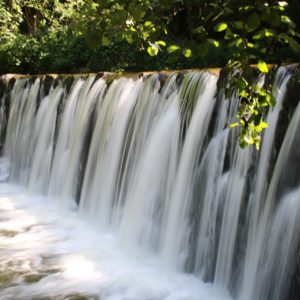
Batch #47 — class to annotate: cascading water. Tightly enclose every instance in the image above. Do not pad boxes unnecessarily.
[0,68,299,300]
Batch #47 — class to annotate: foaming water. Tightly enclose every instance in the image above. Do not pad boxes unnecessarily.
[0,183,231,300]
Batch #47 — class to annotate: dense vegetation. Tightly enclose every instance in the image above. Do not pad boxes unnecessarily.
[1,0,299,74]
[0,0,299,147]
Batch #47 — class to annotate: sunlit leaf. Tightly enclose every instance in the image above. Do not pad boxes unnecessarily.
[281,16,296,28]
[167,45,181,53]
[257,60,269,73]
[252,30,264,40]
[259,121,268,129]
[229,122,239,128]
[156,40,166,46]
[207,39,219,47]
[147,44,159,56]
[265,30,274,37]
[183,48,192,57]
[236,38,243,48]
[142,31,150,40]
[162,24,168,34]
[214,22,228,32]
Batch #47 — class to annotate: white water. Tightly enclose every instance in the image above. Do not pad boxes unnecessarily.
[0,69,299,300]
[0,183,230,300]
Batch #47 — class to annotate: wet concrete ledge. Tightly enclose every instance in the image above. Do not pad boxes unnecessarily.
[1,64,298,81]
[0,68,222,81]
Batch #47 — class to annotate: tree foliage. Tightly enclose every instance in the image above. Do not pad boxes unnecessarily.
[73,0,300,149]
[210,0,300,148]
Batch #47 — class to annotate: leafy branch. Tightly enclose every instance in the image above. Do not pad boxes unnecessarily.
[211,0,300,149]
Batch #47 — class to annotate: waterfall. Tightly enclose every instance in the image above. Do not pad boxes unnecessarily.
[0,68,299,300]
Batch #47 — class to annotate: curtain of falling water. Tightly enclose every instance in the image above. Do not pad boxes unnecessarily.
[0,68,299,300]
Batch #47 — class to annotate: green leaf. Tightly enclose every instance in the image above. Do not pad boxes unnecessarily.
[281,16,296,28]
[192,26,207,39]
[162,25,168,34]
[252,30,264,40]
[156,40,166,46]
[124,32,134,44]
[207,39,219,47]
[246,12,260,32]
[268,11,281,27]
[246,136,255,145]
[101,36,110,46]
[197,42,210,57]
[142,31,150,40]
[167,45,181,53]
[235,38,244,48]
[255,139,261,150]
[234,21,243,30]
[287,36,300,53]
[252,114,262,126]
[265,30,274,37]
[257,60,269,73]
[269,94,276,107]
[239,5,254,12]
[166,54,179,64]
[239,138,248,148]
[183,48,192,58]
[214,22,228,32]
[212,11,224,22]
[147,44,159,56]
[278,33,289,43]
[229,122,239,128]
[259,121,268,129]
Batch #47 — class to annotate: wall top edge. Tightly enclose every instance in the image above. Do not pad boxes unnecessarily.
[0,68,221,80]
[1,64,298,81]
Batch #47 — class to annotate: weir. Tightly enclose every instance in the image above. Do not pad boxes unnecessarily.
[0,68,299,299]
